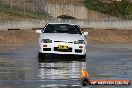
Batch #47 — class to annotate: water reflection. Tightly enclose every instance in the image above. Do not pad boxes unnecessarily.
[38,55,86,87]
[0,58,26,80]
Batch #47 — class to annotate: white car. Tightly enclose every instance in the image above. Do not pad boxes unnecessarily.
[36,23,88,59]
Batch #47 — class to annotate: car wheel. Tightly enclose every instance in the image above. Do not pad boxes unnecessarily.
[79,54,86,59]
[38,52,46,62]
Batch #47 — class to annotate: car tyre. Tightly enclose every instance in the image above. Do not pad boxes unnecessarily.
[79,54,86,59]
[38,52,46,62]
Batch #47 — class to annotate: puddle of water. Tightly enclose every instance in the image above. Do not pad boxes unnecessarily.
[0,44,132,88]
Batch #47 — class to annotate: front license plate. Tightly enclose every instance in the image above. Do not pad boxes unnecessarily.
[58,45,68,49]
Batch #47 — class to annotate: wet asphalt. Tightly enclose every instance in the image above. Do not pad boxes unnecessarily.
[0,43,132,88]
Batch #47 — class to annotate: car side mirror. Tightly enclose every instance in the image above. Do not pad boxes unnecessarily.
[83,32,88,36]
[36,30,42,33]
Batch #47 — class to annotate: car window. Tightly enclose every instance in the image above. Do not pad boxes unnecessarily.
[44,24,82,34]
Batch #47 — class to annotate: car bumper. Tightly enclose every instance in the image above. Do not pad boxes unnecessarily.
[39,42,87,55]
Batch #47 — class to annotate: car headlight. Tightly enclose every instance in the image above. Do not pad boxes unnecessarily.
[74,40,85,44]
[41,39,52,43]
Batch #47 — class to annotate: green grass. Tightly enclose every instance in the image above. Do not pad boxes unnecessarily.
[84,0,132,20]
[0,2,45,20]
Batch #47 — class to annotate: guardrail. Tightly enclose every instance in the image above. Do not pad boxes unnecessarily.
[0,19,132,30]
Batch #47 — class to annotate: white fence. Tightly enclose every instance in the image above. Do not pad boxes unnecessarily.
[0,19,132,30]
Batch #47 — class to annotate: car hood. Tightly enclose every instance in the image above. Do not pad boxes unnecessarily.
[40,33,85,42]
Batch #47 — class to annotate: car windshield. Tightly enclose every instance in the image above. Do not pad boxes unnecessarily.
[43,24,82,34]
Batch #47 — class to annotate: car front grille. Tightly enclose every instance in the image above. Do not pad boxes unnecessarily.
[54,41,73,43]
[54,47,72,52]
